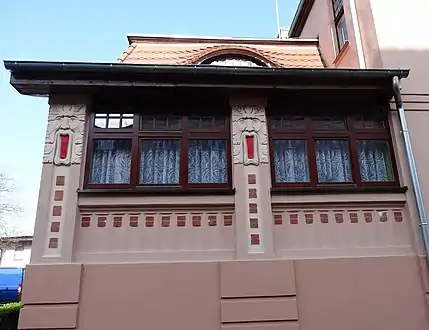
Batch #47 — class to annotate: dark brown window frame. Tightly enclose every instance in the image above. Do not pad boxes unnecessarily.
[332,0,348,52]
[268,110,400,190]
[84,110,232,190]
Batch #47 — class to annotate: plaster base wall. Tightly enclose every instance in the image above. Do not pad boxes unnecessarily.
[19,256,429,330]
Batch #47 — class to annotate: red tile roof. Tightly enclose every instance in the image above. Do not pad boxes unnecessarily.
[118,35,325,68]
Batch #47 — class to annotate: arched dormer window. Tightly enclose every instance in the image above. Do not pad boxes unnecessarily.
[202,54,267,67]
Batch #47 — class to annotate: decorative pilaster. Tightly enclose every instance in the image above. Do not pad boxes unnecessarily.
[32,100,88,263]
[230,97,274,258]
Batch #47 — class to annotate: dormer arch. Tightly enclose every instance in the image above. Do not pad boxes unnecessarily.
[194,48,274,67]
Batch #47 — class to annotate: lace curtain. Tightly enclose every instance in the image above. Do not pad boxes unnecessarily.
[90,140,131,184]
[188,140,227,183]
[140,140,180,184]
[358,140,393,182]
[315,140,352,183]
[273,140,310,183]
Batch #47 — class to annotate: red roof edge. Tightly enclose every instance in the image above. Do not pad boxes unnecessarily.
[289,0,316,38]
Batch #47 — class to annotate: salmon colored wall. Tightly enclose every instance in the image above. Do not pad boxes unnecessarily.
[19,258,429,330]
[300,0,359,68]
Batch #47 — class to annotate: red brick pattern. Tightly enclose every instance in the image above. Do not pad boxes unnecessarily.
[177,215,186,227]
[250,233,260,245]
[335,213,344,223]
[249,203,258,214]
[290,213,299,225]
[50,222,60,233]
[349,212,359,223]
[248,188,257,198]
[320,213,329,224]
[54,190,64,201]
[129,216,139,227]
[224,214,233,226]
[192,215,201,227]
[274,214,283,225]
[364,212,373,223]
[52,206,62,217]
[394,211,403,222]
[113,216,123,228]
[248,174,256,184]
[55,176,65,186]
[97,216,107,228]
[161,215,170,227]
[380,212,388,222]
[81,216,91,227]
[145,216,154,227]
[305,213,314,224]
[208,215,217,226]
[48,238,58,249]
[250,218,259,228]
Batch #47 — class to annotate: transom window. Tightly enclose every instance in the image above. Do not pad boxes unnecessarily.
[332,0,348,52]
[86,105,231,189]
[268,112,398,188]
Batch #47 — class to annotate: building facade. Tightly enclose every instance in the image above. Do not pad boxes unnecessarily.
[0,236,32,268]
[4,1,429,329]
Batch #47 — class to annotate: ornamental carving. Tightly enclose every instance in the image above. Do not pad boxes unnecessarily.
[231,104,268,164]
[43,104,86,165]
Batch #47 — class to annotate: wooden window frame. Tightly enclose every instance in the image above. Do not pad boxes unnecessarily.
[332,0,348,52]
[84,110,232,190]
[268,111,400,190]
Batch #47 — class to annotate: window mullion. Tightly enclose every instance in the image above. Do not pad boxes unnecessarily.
[305,117,318,188]
[130,136,139,187]
[181,116,189,188]
[346,117,362,187]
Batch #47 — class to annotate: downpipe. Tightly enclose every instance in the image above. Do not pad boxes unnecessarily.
[392,76,429,265]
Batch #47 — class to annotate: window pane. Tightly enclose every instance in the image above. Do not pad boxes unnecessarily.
[141,115,181,129]
[336,15,348,49]
[354,115,385,129]
[189,115,226,130]
[188,140,227,183]
[357,140,394,182]
[94,117,107,128]
[90,140,131,184]
[140,140,180,184]
[107,117,120,128]
[312,116,346,130]
[316,140,352,183]
[121,117,134,128]
[270,116,305,130]
[273,140,310,183]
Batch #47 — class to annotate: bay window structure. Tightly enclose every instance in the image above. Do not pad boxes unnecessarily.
[332,0,348,51]
[85,104,231,189]
[268,110,398,189]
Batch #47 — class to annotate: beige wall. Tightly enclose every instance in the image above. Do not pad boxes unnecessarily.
[19,258,429,330]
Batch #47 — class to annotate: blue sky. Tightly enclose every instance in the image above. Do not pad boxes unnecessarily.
[0,0,299,235]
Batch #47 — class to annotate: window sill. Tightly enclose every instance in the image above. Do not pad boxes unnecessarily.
[271,185,408,195]
[78,187,236,197]
[333,40,350,67]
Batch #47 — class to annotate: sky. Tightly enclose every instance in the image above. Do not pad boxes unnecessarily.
[0,0,300,235]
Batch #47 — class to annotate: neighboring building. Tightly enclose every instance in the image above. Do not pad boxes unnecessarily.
[3,2,429,329]
[0,236,32,268]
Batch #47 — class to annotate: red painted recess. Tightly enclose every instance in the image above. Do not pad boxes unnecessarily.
[246,136,255,159]
[59,134,70,159]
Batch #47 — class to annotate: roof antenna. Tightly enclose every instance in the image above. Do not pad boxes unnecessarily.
[275,0,289,39]
[275,0,281,36]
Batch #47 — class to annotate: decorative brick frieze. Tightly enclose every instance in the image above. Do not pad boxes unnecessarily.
[335,213,344,223]
[55,176,65,186]
[81,216,91,228]
[176,215,186,227]
[50,222,60,233]
[248,188,257,199]
[113,216,123,228]
[248,174,256,184]
[305,213,314,224]
[249,203,258,214]
[161,215,171,227]
[394,211,403,222]
[208,215,217,227]
[52,206,62,217]
[192,215,201,227]
[274,214,283,225]
[290,213,299,225]
[320,213,329,224]
[250,218,259,228]
[364,212,373,223]
[349,212,359,223]
[129,215,139,227]
[224,214,233,226]
[48,238,58,249]
[250,233,260,245]
[97,216,107,228]
[54,190,64,201]
[145,216,154,227]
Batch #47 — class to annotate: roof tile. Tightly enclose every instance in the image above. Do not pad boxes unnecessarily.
[118,37,324,68]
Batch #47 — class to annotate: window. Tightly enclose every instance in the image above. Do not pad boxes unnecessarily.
[269,113,397,188]
[332,0,348,51]
[201,55,267,67]
[86,108,231,189]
